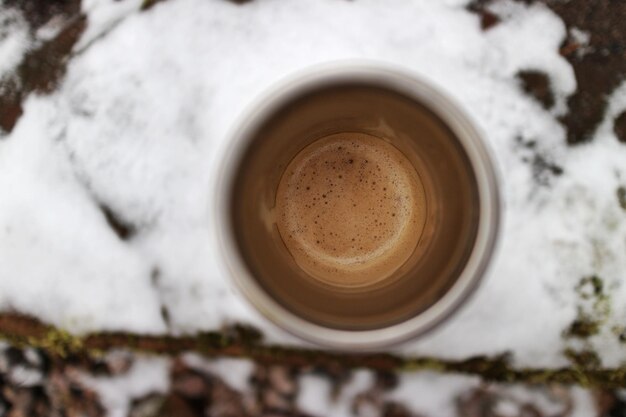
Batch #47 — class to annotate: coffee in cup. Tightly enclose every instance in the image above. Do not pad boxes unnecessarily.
[217,64,499,349]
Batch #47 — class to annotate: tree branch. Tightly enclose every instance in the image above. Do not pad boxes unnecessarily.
[0,313,624,388]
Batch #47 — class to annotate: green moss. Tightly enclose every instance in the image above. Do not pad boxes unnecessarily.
[401,357,446,373]
[565,313,601,339]
[195,331,231,351]
[23,328,84,358]
[617,186,626,210]
[612,326,626,343]
[576,275,604,299]
[565,276,611,340]
[229,324,263,346]
[5,315,626,388]
[563,348,601,369]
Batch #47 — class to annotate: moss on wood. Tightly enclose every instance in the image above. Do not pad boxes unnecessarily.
[1,313,626,388]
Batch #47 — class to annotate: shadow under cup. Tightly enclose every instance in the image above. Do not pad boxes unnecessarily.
[220,68,499,346]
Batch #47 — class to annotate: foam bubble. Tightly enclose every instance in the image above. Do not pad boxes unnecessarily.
[275,132,427,288]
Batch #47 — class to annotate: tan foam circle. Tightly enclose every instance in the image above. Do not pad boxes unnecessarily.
[275,132,427,288]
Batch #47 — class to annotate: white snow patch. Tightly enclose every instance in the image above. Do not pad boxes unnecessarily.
[486,0,576,115]
[298,369,374,417]
[391,373,595,417]
[296,370,597,416]
[570,27,591,47]
[81,356,170,417]
[602,80,626,136]
[76,0,144,53]
[0,97,166,333]
[569,387,598,417]
[390,372,480,417]
[182,353,254,392]
[0,6,30,78]
[9,365,43,387]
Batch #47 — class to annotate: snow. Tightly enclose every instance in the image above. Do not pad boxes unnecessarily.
[484,0,575,115]
[570,27,591,48]
[390,373,481,417]
[389,372,594,417]
[80,356,170,417]
[0,98,167,332]
[298,370,374,417]
[76,0,144,53]
[297,370,597,417]
[0,0,625,383]
[0,6,29,79]
[182,353,254,392]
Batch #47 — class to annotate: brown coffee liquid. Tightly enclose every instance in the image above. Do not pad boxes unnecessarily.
[275,133,426,288]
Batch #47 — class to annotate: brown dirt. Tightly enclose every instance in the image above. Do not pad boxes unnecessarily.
[468,0,626,145]
[2,344,595,417]
[99,202,137,240]
[3,0,81,29]
[517,70,555,110]
[0,346,105,417]
[617,186,626,211]
[614,111,626,143]
[0,0,85,133]
[546,0,626,145]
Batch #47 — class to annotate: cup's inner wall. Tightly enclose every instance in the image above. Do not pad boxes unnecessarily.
[229,83,480,330]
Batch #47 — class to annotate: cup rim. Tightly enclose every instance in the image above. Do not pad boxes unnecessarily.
[215,61,501,350]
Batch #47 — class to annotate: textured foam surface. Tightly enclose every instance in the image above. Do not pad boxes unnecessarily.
[275,133,426,288]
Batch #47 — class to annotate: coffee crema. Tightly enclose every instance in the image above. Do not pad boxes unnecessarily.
[275,132,427,288]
